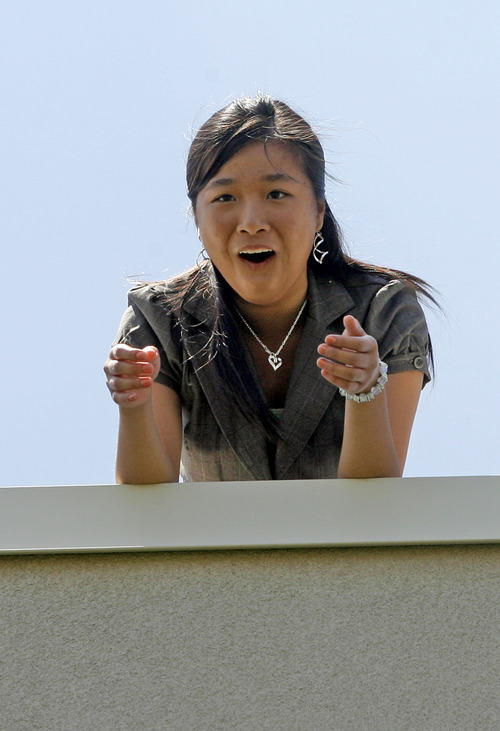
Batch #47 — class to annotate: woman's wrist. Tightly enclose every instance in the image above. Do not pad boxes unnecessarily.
[339,360,388,403]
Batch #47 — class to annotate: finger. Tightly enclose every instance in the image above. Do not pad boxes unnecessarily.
[316,357,365,385]
[317,342,368,368]
[322,333,377,355]
[111,389,142,406]
[316,361,361,392]
[106,360,154,377]
[342,315,366,337]
[107,375,153,392]
[110,344,158,363]
[142,346,159,362]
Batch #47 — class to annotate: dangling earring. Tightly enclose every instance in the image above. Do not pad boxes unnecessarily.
[196,227,209,266]
[196,247,209,267]
[312,231,327,264]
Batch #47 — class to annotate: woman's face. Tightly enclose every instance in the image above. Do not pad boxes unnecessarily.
[195,141,325,313]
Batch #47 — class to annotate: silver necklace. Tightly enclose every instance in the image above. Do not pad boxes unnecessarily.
[236,299,308,371]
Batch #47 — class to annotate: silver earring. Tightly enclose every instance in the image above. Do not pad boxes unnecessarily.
[196,247,209,266]
[312,231,327,264]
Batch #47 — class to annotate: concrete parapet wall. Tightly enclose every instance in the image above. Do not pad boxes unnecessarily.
[1,477,499,729]
[1,544,499,730]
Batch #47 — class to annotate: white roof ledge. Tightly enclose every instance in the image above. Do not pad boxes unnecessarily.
[1,476,499,554]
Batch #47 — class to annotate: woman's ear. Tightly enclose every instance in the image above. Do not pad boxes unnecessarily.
[316,199,326,231]
[192,207,201,240]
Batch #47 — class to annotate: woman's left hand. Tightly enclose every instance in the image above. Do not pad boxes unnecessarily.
[317,315,381,395]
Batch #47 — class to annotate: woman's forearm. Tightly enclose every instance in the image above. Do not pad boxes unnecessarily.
[116,402,179,484]
[337,393,402,479]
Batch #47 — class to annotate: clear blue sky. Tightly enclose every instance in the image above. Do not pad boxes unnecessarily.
[2,0,499,485]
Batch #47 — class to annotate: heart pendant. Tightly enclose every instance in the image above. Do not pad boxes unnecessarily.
[268,354,283,371]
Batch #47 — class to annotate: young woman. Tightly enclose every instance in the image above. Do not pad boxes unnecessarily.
[104,96,433,483]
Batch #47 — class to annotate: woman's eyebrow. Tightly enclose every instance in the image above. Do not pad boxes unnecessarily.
[207,172,298,189]
[206,177,234,189]
[262,172,298,183]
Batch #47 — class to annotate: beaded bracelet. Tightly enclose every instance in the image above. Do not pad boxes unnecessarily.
[339,360,389,403]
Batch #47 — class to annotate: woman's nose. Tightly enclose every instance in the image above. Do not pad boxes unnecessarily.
[237,202,270,235]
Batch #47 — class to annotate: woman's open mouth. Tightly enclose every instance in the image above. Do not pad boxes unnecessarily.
[238,249,275,264]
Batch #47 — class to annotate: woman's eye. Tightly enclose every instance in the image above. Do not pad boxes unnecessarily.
[268,190,287,200]
[214,194,235,203]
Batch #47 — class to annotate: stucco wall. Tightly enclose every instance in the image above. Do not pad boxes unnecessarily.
[1,544,499,730]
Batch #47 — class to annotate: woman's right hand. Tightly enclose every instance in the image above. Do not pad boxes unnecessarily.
[104,344,161,408]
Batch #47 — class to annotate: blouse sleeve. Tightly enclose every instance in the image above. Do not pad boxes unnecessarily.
[113,285,183,393]
[363,280,431,386]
